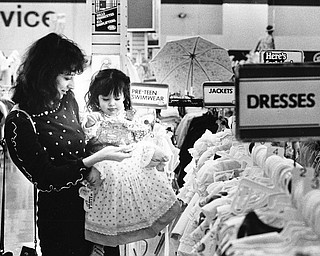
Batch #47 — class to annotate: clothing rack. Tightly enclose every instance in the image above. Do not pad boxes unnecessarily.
[168,98,204,117]
[168,98,203,107]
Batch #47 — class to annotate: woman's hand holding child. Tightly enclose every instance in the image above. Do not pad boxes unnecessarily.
[82,145,134,172]
[101,145,134,161]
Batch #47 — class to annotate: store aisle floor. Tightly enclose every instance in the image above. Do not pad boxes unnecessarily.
[1,153,38,255]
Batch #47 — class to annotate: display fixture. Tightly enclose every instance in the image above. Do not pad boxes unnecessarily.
[236,62,320,142]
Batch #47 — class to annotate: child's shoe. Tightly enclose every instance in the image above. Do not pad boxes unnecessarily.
[90,244,104,256]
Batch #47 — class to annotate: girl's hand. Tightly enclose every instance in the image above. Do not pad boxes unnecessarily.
[86,167,103,187]
[146,146,169,169]
[155,160,168,172]
[85,112,101,128]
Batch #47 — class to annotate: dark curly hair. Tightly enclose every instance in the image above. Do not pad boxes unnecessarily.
[85,69,131,112]
[11,32,87,113]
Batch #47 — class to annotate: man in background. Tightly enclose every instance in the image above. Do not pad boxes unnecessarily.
[255,25,275,52]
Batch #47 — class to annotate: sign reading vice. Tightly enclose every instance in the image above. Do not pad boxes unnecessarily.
[203,81,235,107]
[131,83,169,109]
[236,62,320,141]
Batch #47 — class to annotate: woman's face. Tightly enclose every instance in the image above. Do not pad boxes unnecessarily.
[98,92,124,117]
[56,73,75,99]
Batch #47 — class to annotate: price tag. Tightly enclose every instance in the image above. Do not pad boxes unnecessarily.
[266,146,284,159]
[292,166,318,197]
[79,186,94,212]
[311,176,320,190]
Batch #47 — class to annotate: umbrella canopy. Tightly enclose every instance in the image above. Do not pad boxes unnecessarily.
[150,36,233,98]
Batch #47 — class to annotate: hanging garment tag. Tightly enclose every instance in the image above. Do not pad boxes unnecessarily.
[20,246,37,256]
[79,186,94,212]
[266,146,285,159]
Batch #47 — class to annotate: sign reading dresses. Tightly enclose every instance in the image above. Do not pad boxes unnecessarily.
[236,62,320,142]
[131,83,169,109]
[95,6,118,32]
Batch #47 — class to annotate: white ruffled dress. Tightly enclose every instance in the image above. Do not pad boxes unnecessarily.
[82,112,180,246]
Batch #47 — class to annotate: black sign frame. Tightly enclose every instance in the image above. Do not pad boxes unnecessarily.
[203,81,235,107]
[236,62,320,142]
[130,82,169,109]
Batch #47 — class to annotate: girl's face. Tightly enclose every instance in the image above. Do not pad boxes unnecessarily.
[56,73,75,99]
[98,92,124,117]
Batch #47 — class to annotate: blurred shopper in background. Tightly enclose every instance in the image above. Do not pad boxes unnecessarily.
[255,25,275,52]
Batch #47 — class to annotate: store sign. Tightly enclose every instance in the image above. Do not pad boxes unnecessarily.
[0,4,54,28]
[259,50,304,63]
[95,6,118,32]
[236,63,320,141]
[131,83,169,109]
[313,52,320,62]
[203,81,235,107]
[0,3,90,56]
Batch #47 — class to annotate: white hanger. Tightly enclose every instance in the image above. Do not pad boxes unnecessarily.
[230,177,281,215]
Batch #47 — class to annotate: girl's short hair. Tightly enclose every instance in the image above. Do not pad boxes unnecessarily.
[85,69,131,111]
[12,32,87,113]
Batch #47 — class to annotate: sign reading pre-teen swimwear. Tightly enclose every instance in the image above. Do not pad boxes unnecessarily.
[236,62,320,142]
[259,50,304,63]
[130,83,169,109]
[203,81,235,107]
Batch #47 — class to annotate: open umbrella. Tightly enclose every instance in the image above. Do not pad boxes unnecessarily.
[150,36,233,98]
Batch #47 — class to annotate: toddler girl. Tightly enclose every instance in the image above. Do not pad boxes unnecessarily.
[80,69,181,254]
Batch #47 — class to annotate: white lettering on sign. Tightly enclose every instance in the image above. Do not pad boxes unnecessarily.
[264,51,288,63]
[247,93,315,109]
[97,19,116,27]
[0,5,54,27]
[209,88,233,94]
[97,12,114,19]
[313,52,320,63]
[260,50,304,63]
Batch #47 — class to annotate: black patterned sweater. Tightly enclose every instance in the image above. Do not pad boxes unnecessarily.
[4,91,89,221]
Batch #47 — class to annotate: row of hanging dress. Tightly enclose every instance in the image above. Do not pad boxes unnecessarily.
[174,110,221,187]
[170,129,320,256]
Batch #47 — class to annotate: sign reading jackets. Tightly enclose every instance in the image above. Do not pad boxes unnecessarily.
[203,81,235,107]
[236,62,320,141]
[130,83,169,109]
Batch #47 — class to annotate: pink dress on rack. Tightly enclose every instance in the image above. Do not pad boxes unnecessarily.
[81,111,181,246]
